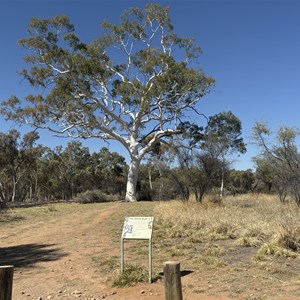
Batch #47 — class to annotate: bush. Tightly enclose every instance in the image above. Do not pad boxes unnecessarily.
[75,190,117,204]
[0,201,8,213]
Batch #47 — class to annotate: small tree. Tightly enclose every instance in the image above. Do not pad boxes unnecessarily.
[91,147,127,195]
[228,169,255,195]
[252,122,300,204]
[1,4,214,201]
[253,155,274,193]
[201,111,246,198]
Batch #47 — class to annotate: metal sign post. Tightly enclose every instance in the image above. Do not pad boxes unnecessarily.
[120,217,154,283]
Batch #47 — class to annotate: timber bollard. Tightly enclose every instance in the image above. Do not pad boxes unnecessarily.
[163,261,183,300]
[0,266,14,300]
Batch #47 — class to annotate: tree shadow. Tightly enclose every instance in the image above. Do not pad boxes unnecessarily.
[0,243,68,268]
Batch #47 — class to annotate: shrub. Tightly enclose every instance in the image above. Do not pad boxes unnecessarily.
[75,189,116,204]
[0,201,8,213]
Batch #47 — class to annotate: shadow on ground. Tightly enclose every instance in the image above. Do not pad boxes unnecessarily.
[180,270,193,277]
[159,270,193,278]
[0,243,68,268]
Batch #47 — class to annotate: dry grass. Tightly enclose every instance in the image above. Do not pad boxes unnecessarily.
[150,194,300,298]
[3,195,300,298]
[154,194,300,257]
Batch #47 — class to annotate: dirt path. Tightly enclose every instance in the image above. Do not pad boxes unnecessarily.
[1,203,121,299]
[0,203,235,300]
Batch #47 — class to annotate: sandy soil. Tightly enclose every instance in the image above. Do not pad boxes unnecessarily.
[0,203,300,300]
[0,202,236,300]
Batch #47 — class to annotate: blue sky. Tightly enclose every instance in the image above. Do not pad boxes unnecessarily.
[1,0,300,170]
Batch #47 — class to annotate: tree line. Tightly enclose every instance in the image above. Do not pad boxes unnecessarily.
[1,3,299,205]
[0,130,127,203]
[2,122,300,205]
[0,110,252,204]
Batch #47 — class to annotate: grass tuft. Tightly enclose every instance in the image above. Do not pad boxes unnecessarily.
[257,242,298,258]
[276,224,300,252]
[112,264,148,287]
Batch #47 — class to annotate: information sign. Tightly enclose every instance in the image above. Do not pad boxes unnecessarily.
[120,216,154,283]
[121,217,154,240]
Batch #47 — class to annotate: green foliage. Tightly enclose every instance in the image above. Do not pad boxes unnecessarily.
[0,129,44,202]
[75,189,116,204]
[90,147,127,196]
[228,169,255,195]
[1,3,215,202]
[0,128,127,203]
[203,111,246,156]
[252,122,300,204]
[147,111,246,202]
[0,201,8,213]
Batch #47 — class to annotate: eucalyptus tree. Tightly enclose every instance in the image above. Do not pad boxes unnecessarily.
[0,130,42,202]
[252,155,276,193]
[1,3,214,201]
[159,112,245,201]
[201,111,246,198]
[228,169,255,195]
[61,141,91,197]
[91,147,127,195]
[252,122,300,204]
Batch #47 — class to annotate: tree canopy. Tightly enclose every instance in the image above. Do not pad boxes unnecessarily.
[252,122,300,204]
[1,3,214,201]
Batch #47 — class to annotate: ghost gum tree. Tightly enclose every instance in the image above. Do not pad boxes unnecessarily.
[1,3,214,202]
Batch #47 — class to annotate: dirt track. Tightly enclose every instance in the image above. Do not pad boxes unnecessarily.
[3,200,300,300]
[0,202,239,300]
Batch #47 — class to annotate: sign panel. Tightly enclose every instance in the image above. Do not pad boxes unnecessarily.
[121,217,154,240]
[120,216,154,283]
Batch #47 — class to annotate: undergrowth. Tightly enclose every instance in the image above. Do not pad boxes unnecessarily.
[112,264,148,287]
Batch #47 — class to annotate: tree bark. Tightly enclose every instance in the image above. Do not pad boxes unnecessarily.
[148,166,153,190]
[163,261,183,300]
[0,265,14,300]
[220,176,224,199]
[125,156,141,202]
[11,180,16,203]
[220,165,224,199]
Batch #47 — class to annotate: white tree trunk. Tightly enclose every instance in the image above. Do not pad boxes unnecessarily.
[220,165,224,199]
[11,180,16,202]
[220,177,224,199]
[148,167,153,190]
[125,156,141,202]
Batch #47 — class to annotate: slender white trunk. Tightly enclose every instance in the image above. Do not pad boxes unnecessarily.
[125,156,141,202]
[148,167,153,190]
[12,180,16,202]
[220,165,224,199]
[220,177,224,199]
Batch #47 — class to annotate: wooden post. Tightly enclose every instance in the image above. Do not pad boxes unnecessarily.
[163,261,183,300]
[0,266,14,300]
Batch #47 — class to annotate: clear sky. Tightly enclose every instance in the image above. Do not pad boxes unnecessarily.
[1,0,300,170]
